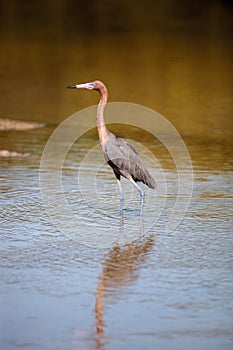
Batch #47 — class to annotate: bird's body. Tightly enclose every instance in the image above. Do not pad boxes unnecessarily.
[67,80,155,214]
[104,137,155,188]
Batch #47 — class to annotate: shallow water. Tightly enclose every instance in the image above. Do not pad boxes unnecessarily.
[1,126,232,350]
[1,1,233,350]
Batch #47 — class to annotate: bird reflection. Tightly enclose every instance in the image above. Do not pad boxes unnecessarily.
[92,216,156,349]
[119,213,144,239]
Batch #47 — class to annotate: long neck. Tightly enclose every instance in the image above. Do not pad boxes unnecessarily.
[96,87,110,149]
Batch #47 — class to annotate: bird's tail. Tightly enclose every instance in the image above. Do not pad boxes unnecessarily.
[143,171,156,189]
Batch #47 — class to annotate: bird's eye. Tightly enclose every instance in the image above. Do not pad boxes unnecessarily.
[88,83,95,88]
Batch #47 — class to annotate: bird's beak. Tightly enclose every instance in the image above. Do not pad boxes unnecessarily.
[67,82,94,89]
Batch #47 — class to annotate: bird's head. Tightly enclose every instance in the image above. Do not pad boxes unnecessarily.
[67,80,106,92]
[67,80,102,90]
[67,82,95,90]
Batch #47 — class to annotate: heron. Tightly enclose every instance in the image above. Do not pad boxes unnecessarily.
[67,80,156,215]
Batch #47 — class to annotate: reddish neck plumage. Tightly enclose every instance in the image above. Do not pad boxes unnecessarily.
[96,85,110,149]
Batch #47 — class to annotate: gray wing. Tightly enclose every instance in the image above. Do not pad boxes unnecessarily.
[104,138,156,189]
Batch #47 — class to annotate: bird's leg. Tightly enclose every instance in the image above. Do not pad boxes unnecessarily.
[128,177,145,215]
[116,179,124,215]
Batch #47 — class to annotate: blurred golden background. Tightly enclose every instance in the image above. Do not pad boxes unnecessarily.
[0,1,232,147]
